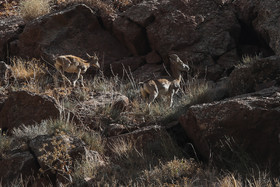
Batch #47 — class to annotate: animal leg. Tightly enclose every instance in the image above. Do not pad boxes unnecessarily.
[80,74,84,87]
[61,71,71,87]
[169,89,175,107]
[73,68,81,87]
[140,87,148,101]
[148,91,158,108]
[60,60,72,86]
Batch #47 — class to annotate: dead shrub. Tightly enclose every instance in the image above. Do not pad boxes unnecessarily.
[19,0,51,21]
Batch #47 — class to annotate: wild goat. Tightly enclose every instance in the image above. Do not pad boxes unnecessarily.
[54,53,100,87]
[140,54,190,108]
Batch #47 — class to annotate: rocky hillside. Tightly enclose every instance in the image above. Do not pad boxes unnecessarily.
[0,0,279,186]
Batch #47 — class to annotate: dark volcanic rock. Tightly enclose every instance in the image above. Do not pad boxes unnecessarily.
[29,134,104,184]
[145,50,162,64]
[0,16,24,60]
[113,16,150,56]
[234,0,280,55]
[74,92,130,130]
[110,56,145,76]
[106,125,170,151]
[17,4,131,68]
[0,151,39,185]
[180,87,280,166]
[0,91,60,130]
[120,0,240,80]
[228,56,280,96]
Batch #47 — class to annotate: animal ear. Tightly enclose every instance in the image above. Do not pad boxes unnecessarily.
[94,52,99,58]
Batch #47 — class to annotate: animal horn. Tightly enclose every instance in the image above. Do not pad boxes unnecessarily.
[86,53,91,58]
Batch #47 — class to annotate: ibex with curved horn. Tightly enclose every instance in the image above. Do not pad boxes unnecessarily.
[140,54,190,108]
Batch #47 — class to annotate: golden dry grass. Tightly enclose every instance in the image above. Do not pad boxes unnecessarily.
[9,57,45,81]
[56,0,115,14]
[0,56,278,186]
[0,0,18,17]
[19,0,51,21]
[6,57,48,93]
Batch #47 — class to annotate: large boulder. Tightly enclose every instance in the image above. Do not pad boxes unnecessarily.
[0,16,24,60]
[179,87,280,166]
[29,134,101,168]
[0,151,39,185]
[106,125,172,155]
[113,16,150,56]
[74,91,130,130]
[29,134,105,184]
[0,91,60,130]
[234,0,280,55]
[0,133,105,186]
[116,0,240,80]
[17,4,131,71]
[228,56,280,96]
[0,139,39,185]
[110,56,145,77]
[132,64,164,81]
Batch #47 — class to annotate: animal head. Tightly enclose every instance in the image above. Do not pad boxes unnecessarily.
[87,53,100,69]
[169,54,190,72]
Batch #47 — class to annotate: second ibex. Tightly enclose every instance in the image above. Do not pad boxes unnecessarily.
[139,54,190,108]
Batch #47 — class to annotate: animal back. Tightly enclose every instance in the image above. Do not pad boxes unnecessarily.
[64,64,81,73]
[155,79,171,94]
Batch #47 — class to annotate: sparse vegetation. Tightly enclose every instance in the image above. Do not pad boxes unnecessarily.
[38,130,73,183]
[1,56,275,186]
[142,158,200,185]
[81,130,104,154]
[0,128,12,154]
[0,1,279,185]
[19,0,51,21]
[6,57,48,93]
[184,78,213,105]
[12,123,49,139]
[9,57,46,81]
[55,0,140,13]
[241,54,261,65]
[45,118,76,135]
[56,0,116,14]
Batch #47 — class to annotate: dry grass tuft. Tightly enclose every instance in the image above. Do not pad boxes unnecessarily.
[12,123,49,139]
[38,131,73,183]
[0,128,12,154]
[6,57,54,94]
[56,0,115,14]
[9,57,46,82]
[142,158,200,185]
[19,0,51,21]
[109,138,142,161]
[240,54,261,66]
[183,76,215,105]
[56,0,142,14]
[81,130,104,154]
